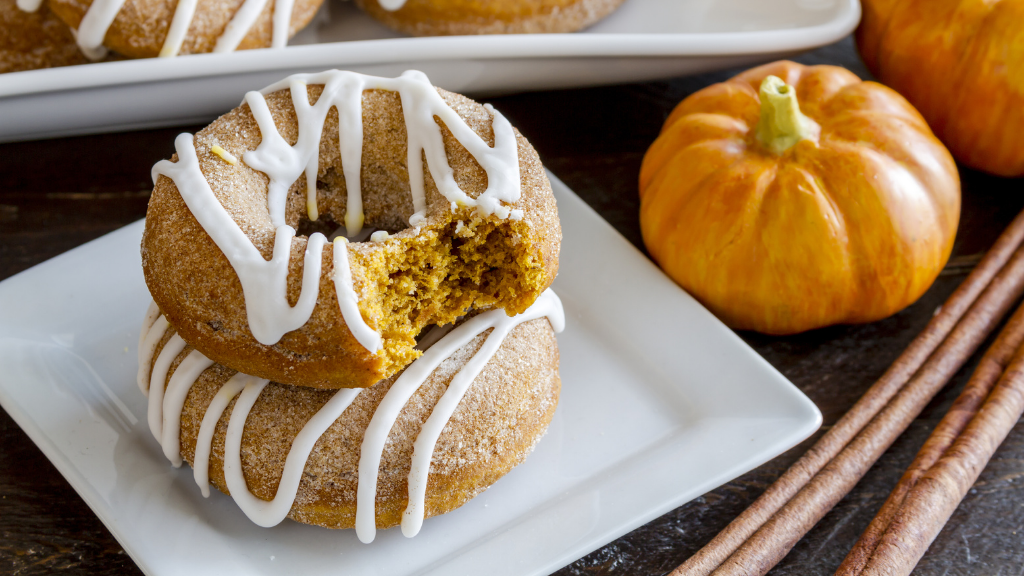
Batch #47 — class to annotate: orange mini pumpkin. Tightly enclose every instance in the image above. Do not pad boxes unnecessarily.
[639,61,960,335]
[858,0,1024,176]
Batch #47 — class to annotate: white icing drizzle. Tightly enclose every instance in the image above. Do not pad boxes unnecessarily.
[378,0,408,10]
[193,372,248,497]
[332,238,383,352]
[137,312,169,395]
[16,0,42,12]
[143,289,564,541]
[32,0,298,61]
[138,300,161,346]
[74,0,124,60]
[224,380,361,526]
[355,289,564,543]
[161,350,215,466]
[213,0,268,53]
[152,134,329,346]
[159,0,198,57]
[147,333,187,440]
[271,0,296,49]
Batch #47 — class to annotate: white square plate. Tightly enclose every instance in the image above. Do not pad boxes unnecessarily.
[0,173,821,576]
[0,0,859,142]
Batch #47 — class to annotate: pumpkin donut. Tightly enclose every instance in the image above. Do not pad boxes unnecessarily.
[354,0,627,36]
[0,0,89,73]
[44,0,324,59]
[143,70,561,390]
[137,290,563,541]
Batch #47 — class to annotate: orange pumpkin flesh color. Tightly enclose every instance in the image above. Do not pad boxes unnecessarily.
[639,61,961,335]
[858,0,1024,177]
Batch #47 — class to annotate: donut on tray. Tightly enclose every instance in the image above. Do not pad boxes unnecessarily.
[138,290,564,542]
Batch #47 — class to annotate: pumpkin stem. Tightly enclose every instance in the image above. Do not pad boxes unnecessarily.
[755,75,820,155]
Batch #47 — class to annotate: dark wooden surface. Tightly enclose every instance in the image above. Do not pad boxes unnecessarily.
[2,36,1024,576]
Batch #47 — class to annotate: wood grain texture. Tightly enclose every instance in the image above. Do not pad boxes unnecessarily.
[1,36,1023,576]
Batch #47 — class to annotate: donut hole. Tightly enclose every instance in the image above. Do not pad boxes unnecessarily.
[295,213,343,239]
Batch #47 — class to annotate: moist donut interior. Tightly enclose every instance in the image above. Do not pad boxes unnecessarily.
[305,198,548,374]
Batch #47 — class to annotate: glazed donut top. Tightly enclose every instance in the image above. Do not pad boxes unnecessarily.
[143,69,560,388]
[138,289,565,543]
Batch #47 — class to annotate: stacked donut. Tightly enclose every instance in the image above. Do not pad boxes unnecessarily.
[3,0,627,73]
[137,69,564,541]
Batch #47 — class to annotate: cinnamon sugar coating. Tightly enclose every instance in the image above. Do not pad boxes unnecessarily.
[0,0,89,73]
[149,316,560,530]
[354,0,627,36]
[142,85,560,389]
[46,0,323,58]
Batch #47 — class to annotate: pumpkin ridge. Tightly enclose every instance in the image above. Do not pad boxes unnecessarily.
[759,165,853,331]
[642,137,748,214]
[794,147,869,323]
[790,68,861,121]
[822,115,957,222]
[662,82,758,132]
[651,151,761,271]
[639,113,749,192]
[819,141,948,323]
[821,108,930,135]
[702,159,777,266]
[641,140,746,260]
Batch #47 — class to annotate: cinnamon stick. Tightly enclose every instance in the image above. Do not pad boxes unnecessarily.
[836,299,1024,576]
[859,343,1024,575]
[671,208,1024,576]
[706,244,1024,576]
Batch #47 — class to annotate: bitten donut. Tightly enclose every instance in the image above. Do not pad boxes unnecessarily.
[354,0,627,36]
[42,0,324,59]
[0,0,88,73]
[142,70,561,390]
[138,290,563,541]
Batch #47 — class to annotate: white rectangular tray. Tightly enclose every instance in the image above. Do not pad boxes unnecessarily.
[0,173,821,576]
[0,0,858,142]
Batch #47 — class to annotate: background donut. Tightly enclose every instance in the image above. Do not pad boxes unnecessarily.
[0,0,88,73]
[46,0,324,58]
[353,0,628,36]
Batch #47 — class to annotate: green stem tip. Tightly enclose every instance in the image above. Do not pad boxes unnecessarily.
[755,75,820,155]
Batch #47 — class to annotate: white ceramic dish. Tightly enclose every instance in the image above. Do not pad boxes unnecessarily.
[0,0,859,142]
[0,173,821,576]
